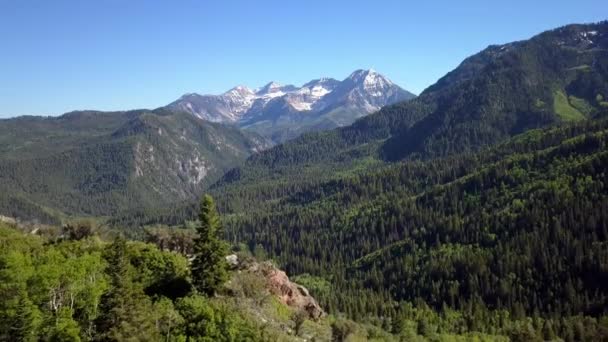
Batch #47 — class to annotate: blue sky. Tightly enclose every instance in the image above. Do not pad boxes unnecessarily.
[0,0,605,117]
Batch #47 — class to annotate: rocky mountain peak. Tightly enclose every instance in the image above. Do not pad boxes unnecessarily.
[302,77,340,88]
[224,85,255,97]
[348,68,394,89]
[256,81,288,96]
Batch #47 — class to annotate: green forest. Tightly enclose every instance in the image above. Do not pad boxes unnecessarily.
[0,197,266,341]
[99,118,608,340]
[2,197,515,341]
[218,118,608,340]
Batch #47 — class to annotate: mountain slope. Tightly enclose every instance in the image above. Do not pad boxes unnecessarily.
[166,69,415,142]
[197,22,608,331]
[315,69,414,115]
[381,22,608,160]
[115,114,608,340]
[215,117,608,326]
[0,109,269,223]
[166,86,256,123]
[221,21,608,177]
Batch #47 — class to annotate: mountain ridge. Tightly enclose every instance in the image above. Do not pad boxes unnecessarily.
[0,109,270,223]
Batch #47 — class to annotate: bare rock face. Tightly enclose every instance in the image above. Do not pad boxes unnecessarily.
[0,215,16,225]
[228,254,325,320]
[260,263,325,320]
[225,254,239,268]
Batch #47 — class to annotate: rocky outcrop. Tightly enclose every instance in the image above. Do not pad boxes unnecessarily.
[261,263,325,320]
[226,254,325,320]
[225,254,239,268]
[0,215,16,225]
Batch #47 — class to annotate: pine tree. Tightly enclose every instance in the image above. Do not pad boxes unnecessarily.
[95,237,160,341]
[191,194,229,296]
[96,237,132,335]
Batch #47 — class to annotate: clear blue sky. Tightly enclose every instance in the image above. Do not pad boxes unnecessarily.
[0,0,605,117]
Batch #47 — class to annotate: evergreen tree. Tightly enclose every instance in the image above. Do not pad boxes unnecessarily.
[95,237,159,341]
[191,195,229,296]
[95,237,132,335]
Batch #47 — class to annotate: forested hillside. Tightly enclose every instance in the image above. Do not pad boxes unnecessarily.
[1,206,515,341]
[0,109,268,224]
[106,28,608,339]
[108,114,608,340]
[220,116,608,339]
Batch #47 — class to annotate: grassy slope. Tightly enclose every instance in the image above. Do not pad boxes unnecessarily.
[553,90,586,121]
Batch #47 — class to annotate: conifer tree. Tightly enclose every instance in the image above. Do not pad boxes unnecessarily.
[191,194,229,296]
[95,237,159,340]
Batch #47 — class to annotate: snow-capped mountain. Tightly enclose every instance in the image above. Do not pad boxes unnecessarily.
[255,81,298,97]
[316,69,414,115]
[240,78,342,125]
[167,86,255,123]
[165,69,415,141]
[287,78,341,111]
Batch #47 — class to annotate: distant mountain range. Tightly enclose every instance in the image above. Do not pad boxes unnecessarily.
[165,69,416,142]
[0,109,269,223]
